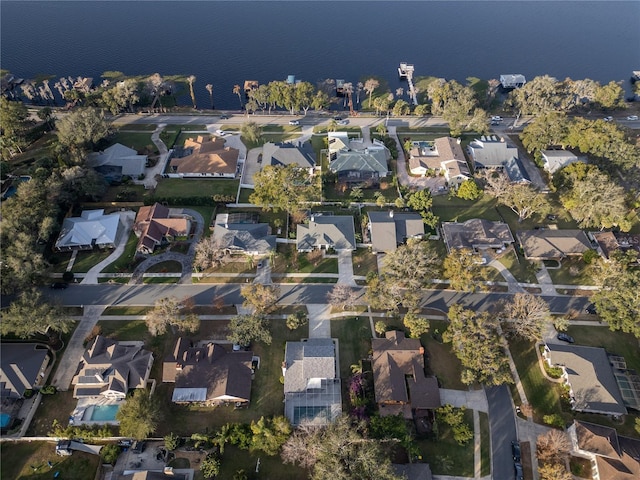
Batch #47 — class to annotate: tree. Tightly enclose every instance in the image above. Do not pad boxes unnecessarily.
[594,80,625,110]
[407,189,439,229]
[249,164,319,213]
[0,97,30,158]
[403,312,430,338]
[227,314,272,346]
[443,248,487,292]
[436,404,473,445]
[326,283,358,310]
[233,84,243,109]
[536,429,571,464]
[520,112,570,156]
[381,239,440,292]
[507,75,568,116]
[592,261,640,338]
[205,83,214,109]
[0,288,74,339]
[456,179,482,200]
[56,107,110,163]
[483,172,548,222]
[392,99,410,117]
[240,121,262,144]
[286,311,308,330]
[194,236,227,271]
[200,454,221,479]
[164,432,181,451]
[363,78,380,110]
[499,293,551,342]
[250,415,292,455]
[538,462,572,480]
[427,80,487,136]
[241,283,280,314]
[145,296,200,336]
[444,305,512,386]
[116,389,161,440]
[375,321,387,337]
[187,75,197,108]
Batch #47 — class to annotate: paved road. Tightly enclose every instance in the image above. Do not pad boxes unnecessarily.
[485,385,518,480]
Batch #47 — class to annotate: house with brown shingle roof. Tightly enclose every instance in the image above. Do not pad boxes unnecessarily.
[163,338,253,405]
[568,421,640,480]
[133,203,191,254]
[442,219,514,253]
[517,229,592,261]
[408,137,471,188]
[169,135,239,178]
[372,331,441,418]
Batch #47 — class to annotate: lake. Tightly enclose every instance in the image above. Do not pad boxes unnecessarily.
[2,1,639,109]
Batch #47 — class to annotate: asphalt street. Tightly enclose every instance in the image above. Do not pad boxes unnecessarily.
[486,385,518,480]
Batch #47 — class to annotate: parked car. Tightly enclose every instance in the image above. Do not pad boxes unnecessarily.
[604,116,613,122]
[216,129,226,136]
[337,119,349,125]
[514,462,524,480]
[491,115,503,122]
[219,114,230,119]
[333,116,343,121]
[50,282,68,289]
[289,119,300,126]
[511,441,521,462]
[557,332,575,344]
[585,303,597,315]
[131,441,146,454]
[626,115,638,121]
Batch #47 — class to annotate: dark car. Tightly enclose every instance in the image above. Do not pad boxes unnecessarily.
[219,114,230,119]
[514,462,524,480]
[511,441,521,462]
[333,116,343,121]
[557,332,575,343]
[586,303,597,315]
[50,282,68,289]
[131,441,146,454]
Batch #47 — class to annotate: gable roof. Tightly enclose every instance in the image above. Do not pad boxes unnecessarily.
[87,143,147,177]
[541,149,585,174]
[164,338,252,403]
[169,135,238,175]
[546,344,627,415]
[262,142,316,169]
[297,215,356,251]
[1,343,50,399]
[468,135,518,167]
[212,213,276,255]
[55,209,120,250]
[442,219,514,252]
[517,229,591,260]
[134,203,190,253]
[368,211,424,253]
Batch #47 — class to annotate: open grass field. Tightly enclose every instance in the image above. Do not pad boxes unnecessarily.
[154,178,239,198]
[217,444,307,480]
[110,131,158,155]
[0,441,100,480]
[547,257,597,286]
[26,390,76,436]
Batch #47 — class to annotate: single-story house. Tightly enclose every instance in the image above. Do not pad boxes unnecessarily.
[54,209,121,251]
[408,137,472,187]
[212,213,276,256]
[72,336,153,399]
[133,203,191,254]
[467,135,530,183]
[297,215,356,252]
[262,141,317,175]
[283,338,342,426]
[368,211,424,253]
[329,149,390,179]
[442,219,514,253]
[568,421,640,480]
[327,132,390,180]
[499,74,526,89]
[163,338,253,405]
[1,343,51,399]
[543,344,627,416]
[517,229,592,261]
[541,149,586,175]
[591,231,640,264]
[87,143,147,178]
[372,331,441,419]
[168,135,239,178]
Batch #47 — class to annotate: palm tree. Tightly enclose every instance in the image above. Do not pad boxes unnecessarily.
[356,82,363,104]
[233,84,243,109]
[328,119,338,132]
[205,84,214,109]
[396,87,404,98]
[186,75,197,108]
[364,78,379,110]
[343,82,354,114]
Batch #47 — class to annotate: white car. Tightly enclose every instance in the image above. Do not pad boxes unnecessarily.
[289,120,300,126]
[626,115,638,121]
[491,115,503,122]
[337,119,349,125]
[603,116,613,122]
[215,129,226,136]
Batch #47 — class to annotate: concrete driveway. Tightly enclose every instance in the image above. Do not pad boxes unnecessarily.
[337,250,356,286]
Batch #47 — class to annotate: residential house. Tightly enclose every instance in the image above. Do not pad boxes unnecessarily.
[368,211,424,253]
[408,137,472,188]
[327,132,390,184]
[517,229,592,261]
[543,344,627,416]
[591,231,640,264]
[372,331,441,419]
[467,135,530,183]
[212,213,276,257]
[297,215,356,252]
[163,338,253,405]
[1,343,51,399]
[72,336,153,399]
[87,143,147,179]
[568,421,640,480]
[499,74,526,89]
[282,338,342,426]
[54,209,121,251]
[262,141,317,175]
[442,219,514,253]
[168,135,239,178]
[541,149,585,175]
[133,203,191,254]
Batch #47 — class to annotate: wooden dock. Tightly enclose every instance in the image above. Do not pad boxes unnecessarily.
[398,62,418,105]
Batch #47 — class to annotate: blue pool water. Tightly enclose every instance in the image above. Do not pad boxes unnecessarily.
[0,413,12,428]
[90,404,120,422]
[1,176,31,200]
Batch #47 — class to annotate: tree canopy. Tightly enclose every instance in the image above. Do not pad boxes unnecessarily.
[249,164,320,213]
[240,283,281,314]
[0,288,74,338]
[145,296,200,336]
[482,171,549,222]
[56,107,110,163]
[116,389,162,440]
[442,248,488,292]
[498,293,551,342]
[227,314,272,346]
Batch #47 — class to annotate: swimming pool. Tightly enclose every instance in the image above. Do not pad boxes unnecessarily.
[90,404,120,422]
[1,176,31,200]
[0,413,12,428]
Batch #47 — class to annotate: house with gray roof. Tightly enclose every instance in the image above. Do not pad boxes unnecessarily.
[408,137,471,188]
[54,209,121,251]
[368,211,424,253]
[1,343,51,399]
[543,344,627,416]
[297,215,356,252]
[541,149,586,175]
[283,338,342,426]
[72,336,153,399]
[262,141,317,175]
[500,74,526,89]
[442,219,514,253]
[87,143,147,178]
[163,338,253,405]
[329,149,390,179]
[467,135,530,183]
[212,213,276,256]
[517,229,592,261]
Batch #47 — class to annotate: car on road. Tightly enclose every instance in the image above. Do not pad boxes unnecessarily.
[50,282,68,289]
[604,116,613,122]
[219,114,230,119]
[216,129,226,136]
[585,303,597,315]
[337,119,349,125]
[511,441,521,462]
[333,116,343,121]
[557,332,575,343]
[514,462,524,480]
[289,120,300,126]
[491,115,503,122]
[626,115,639,121]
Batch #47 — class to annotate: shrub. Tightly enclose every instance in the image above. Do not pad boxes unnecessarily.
[101,444,121,464]
[543,414,565,428]
[164,432,181,451]
[40,385,57,395]
[62,271,75,282]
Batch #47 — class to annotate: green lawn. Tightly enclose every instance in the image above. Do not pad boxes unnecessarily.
[70,248,114,273]
[352,248,378,277]
[432,194,502,224]
[101,184,149,203]
[217,444,307,480]
[565,325,640,372]
[154,178,239,198]
[331,316,374,402]
[102,306,151,315]
[238,187,253,203]
[110,131,158,155]
[146,260,183,273]
[479,411,491,476]
[497,249,538,284]
[271,245,338,274]
[0,441,100,480]
[546,257,598,286]
[101,231,139,273]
